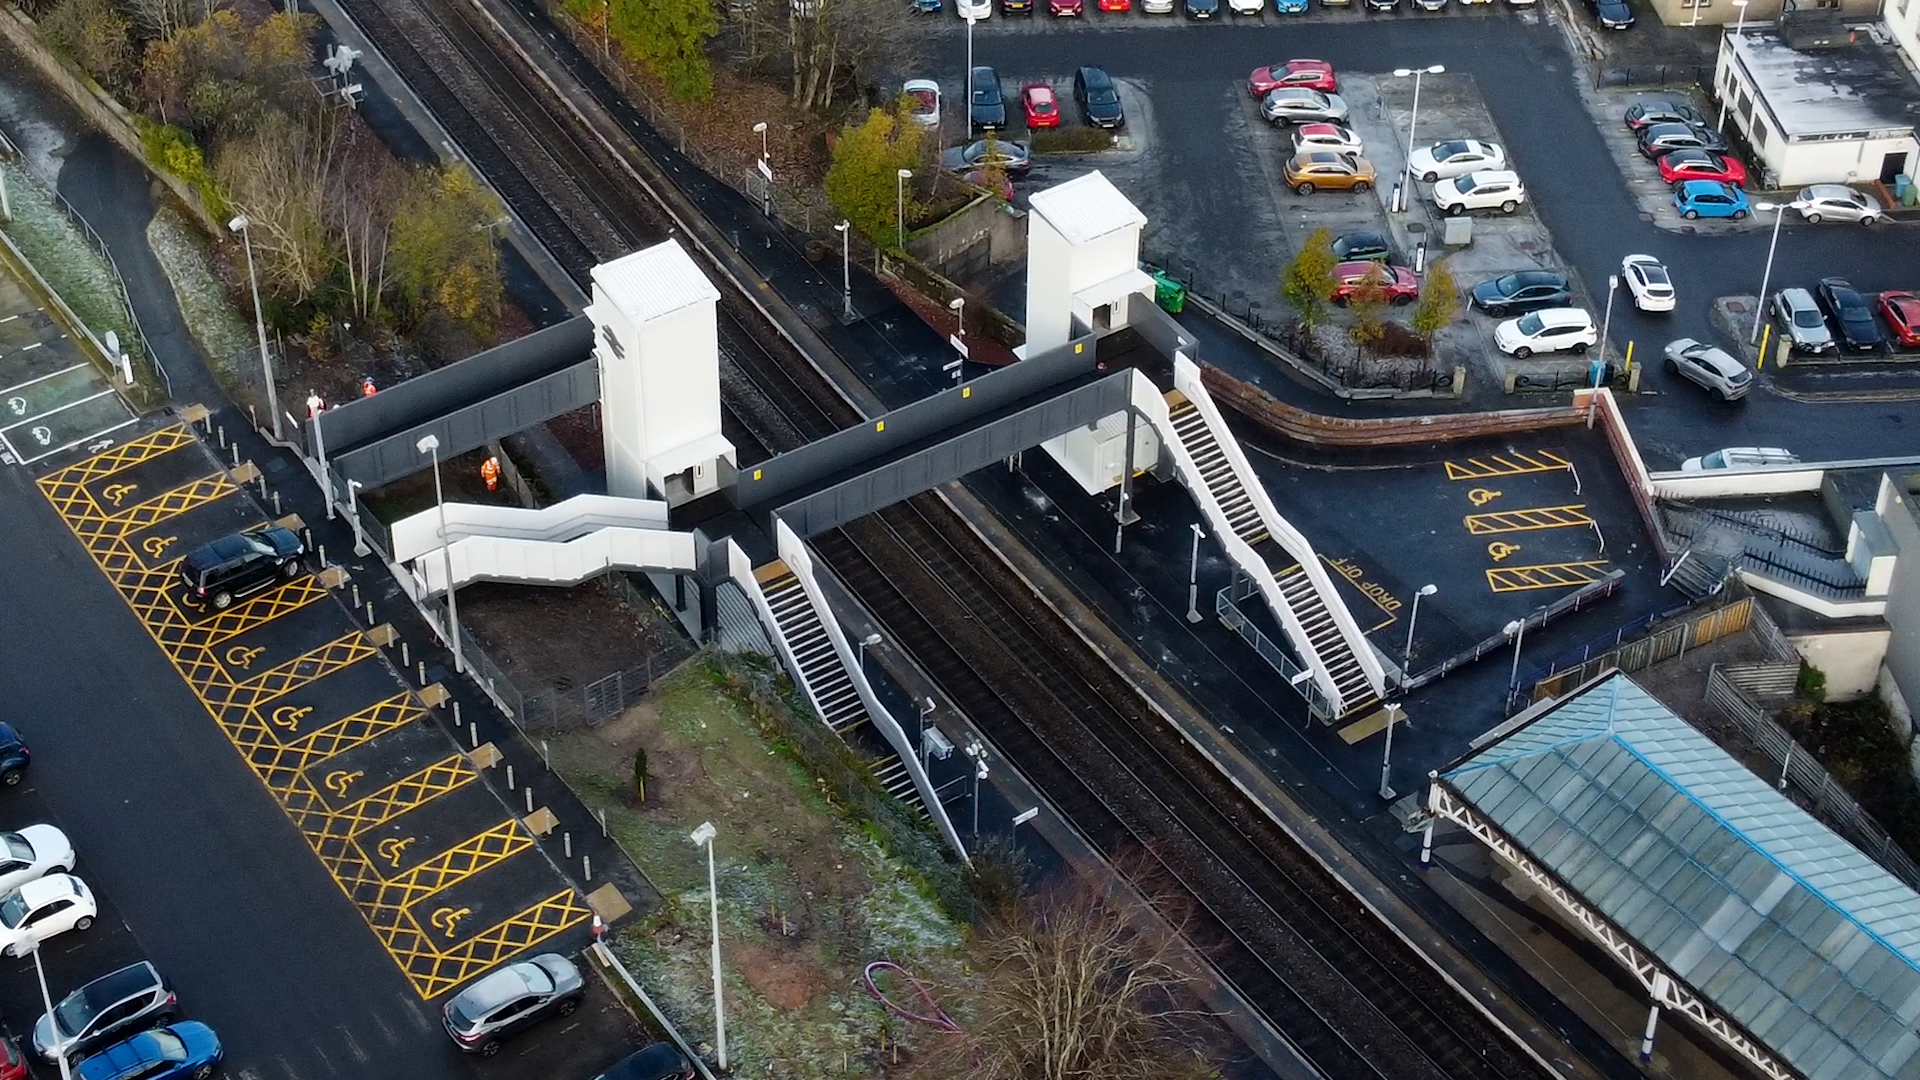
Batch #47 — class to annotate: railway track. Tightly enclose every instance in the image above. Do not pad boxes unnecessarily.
[331,0,1564,1075]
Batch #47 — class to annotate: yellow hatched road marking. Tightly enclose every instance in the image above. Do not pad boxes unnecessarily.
[37,425,196,521]
[373,820,531,902]
[325,756,477,836]
[202,634,377,716]
[1464,504,1594,534]
[239,695,425,798]
[407,891,591,999]
[104,476,235,536]
[1487,561,1611,592]
[1445,451,1571,482]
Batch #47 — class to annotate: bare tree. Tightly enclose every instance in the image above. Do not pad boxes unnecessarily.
[758,0,918,112]
[215,109,338,300]
[122,0,200,42]
[330,132,404,321]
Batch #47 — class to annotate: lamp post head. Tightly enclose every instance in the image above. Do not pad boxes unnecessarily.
[228,215,249,233]
[834,220,849,233]
[1418,583,1438,596]
[1504,619,1524,638]
[897,168,913,180]
[690,821,717,847]
[348,479,364,491]
[862,632,882,647]
[1609,274,1620,289]
[948,297,965,311]
[752,121,768,133]
[416,433,440,455]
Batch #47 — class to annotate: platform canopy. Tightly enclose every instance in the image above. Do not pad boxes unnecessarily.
[1438,674,1920,1080]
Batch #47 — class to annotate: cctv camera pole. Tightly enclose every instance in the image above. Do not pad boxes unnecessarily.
[23,942,70,1080]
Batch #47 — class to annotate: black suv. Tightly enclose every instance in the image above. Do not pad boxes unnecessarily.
[178,525,305,610]
[33,962,178,1063]
[1073,67,1125,129]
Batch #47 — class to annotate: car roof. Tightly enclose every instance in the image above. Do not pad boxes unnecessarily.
[1460,170,1518,184]
[1269,87,1324,100]
[1664,148,1712,163]
[1802,184,1854,198]
[1077,65,1110,82]
[15,875,76,906]
[1528,308,1592,326]
[1286,58,1329,70]
[454,963,541,1012]
[1697,348,1745,376]
[76,963,162,1011]
[903,79,937,92]
[1501,270,1563,285]
[1678,179,1732,195]
[1298,122,1345,135]
[601,1043,691,1080]
[1779,286,1816,305]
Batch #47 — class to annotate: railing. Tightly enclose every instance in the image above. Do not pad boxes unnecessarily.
[1403,570,1625,695]
[1216,575,1333,721]
[1526,595,1752,702]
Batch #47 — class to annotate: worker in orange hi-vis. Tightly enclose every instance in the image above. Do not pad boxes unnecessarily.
[480,456,501,492]
[361,375,377,397]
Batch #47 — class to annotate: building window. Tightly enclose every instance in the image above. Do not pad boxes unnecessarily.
[1752,119,1769,147]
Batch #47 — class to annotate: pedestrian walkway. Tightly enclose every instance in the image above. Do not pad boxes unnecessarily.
[0,260,135,466]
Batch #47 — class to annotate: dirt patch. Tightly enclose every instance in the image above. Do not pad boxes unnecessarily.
[729,939,830,1011]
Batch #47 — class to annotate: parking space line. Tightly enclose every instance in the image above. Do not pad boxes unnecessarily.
[1486,561,1611,592]
[17,416,141,466]
[1463,504,1594,534]
[1444,451,1571,481]
[410,890,589,999]
[372,820,531,901]
[36,425,196,518]
[0,361,88,397]
[203,634,379,717]
[0,387,116,433]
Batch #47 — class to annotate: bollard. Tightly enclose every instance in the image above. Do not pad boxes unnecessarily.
[216,425,225,447]
[453,701,462,727]
[598,808,608,837]
[506,764,516,791]
[470,723,479,750]
[257,475,267,498]
[416,661,426,685]
[401,641,410,667]
[302,528,312,551]
[272,491,282,516]
[583,855,591,881]
[525,787,534,814]
[318,545,327,568]
[541,739,549,771]
[351,583,360,608]
[564,832,572,858]
[249,404,257,430]
[231,443,241,467]
[364,601,373,624]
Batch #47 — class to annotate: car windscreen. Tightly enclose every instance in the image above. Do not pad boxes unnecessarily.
[1089,87,1118,105]
[1516,312,1543,335]
[0,890,27,929]
[151,1030,188,1063]
[1702,451,1728,469]
[1792,307,1823,329]
[53,990,96,1037]
[1454,174,1480,193]
[2,834,33,863]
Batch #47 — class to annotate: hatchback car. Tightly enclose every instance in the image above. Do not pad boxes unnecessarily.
[0,724,29,788]
[593,1044,697,1080]
[1407,139,1506,183]
[1293,123,1362,155]
[75,1023,221,1080]
[940,139,1031,175]
[1624,98,1706,131]
[33,962,178,1063]
[1815,277,1886,353]
[968,67,1005,130]
[1096,0,1128,10]
[1020,82,1059,129]
[1184,0,1218,17]
[1621,254,1675,312]
[1284,152,1376,194]
[1432,170,1525,215]
[1585,0,1633,27]
[1470,270,1571,316]
[1142,0,1173,12]
[0,1039,23,1080]
[177,525,305,611]
[1275,0,1309,11]
[1228,0,1262,13]
[1637,123,1727,159]
[957,0,992,16]
[902,80,940,128]
[1879,290,1920,348]
[0,874,95,955]
[1682,447,1799,471]
[1657,148,1746,187]
[1673,179,1748,220]
[1331,263,1419,305]
[1001,0,1033,11]
[1331,231,1393,263]
[1365,0,1400,10]
[1773,287,1835,354]
[1049,0,1082,13]
[1261,88,1348,126]
[1073,67,1125,129]
[443,953,586,1057]
[1664,338,1751,400]
[1413,0,1449,10]
[1794,184,1883,225]
[1494,308,1597,358]
[0,826,73,899]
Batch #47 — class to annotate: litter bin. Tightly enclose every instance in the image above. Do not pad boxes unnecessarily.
[1153,271,1187,314]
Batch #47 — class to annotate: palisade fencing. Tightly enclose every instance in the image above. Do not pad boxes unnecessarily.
[1528,595,1756,702]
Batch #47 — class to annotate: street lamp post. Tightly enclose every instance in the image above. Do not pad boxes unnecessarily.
[752,121,772,217]
[1392,65,1446,199]
[896,168,913,249]
[1378,703,1404,801]
[689,822,727,1071]
[1402,583,1436,675]
[1186,523,1206,623]
[834,220,853,321]
[963,15,978,140]
[23,941,70,1080]
[857,632,882,670]
[752,120,769,162]
[1504,618,1528,706]
[348,479,368,556]
[228,215,282,440]
[1752,201,1789,344]
[1718,0,1750,131]
[946,296,967,384]
[417,434,463,674]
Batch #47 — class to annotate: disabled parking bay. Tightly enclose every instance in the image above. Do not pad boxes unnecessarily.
[0,269,137,467]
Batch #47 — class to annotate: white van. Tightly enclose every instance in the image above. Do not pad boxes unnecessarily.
[1680,447,1800,471]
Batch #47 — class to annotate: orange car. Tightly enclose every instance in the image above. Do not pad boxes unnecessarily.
[1283,151,1377,195]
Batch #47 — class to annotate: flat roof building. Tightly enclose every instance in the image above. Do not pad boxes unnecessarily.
[1715,28,1918,190]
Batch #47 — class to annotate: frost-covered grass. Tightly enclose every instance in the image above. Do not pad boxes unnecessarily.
[146,205,252,383]
[0,159,138,363]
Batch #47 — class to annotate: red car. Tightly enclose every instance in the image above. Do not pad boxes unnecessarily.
[1880,290,1920,348]
[0,1039,22,1080]
[1097,0,1129,10]
[1050,0,1082,13]
[1657,148,1748,187]
[1248,59,1336,98]
[1331,262,1419,306]
[1022,82,1061,129]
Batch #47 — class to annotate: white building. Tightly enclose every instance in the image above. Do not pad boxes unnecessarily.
[1714,27,1918,190]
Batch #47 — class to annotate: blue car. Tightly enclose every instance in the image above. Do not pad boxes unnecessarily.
[1276,0,1308,10]
[0,723,29,787]
[76,1023,222,1080]
[1673,179,1749,220]
[912,0,942,11]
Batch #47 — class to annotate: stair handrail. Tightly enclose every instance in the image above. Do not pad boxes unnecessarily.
[721,539,820,722]
[1170,357,1388,701]
[773,519,972,865]
[1130,373,1346,712]
[414,526,700,595]
[389,493,670,562]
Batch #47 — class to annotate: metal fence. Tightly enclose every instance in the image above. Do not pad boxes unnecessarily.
[1589,60,1714,92]
[1216,575,1334,722]
[1528,595,1755,702]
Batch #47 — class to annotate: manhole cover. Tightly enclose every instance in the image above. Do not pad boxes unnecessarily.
[1726,299,1750,314]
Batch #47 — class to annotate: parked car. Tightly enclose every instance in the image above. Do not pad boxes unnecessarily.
[1365,0,1400,11]
[1663,338,1751,400]
[940,139,1032,175]
[1470,270,1571,316]
[1293,123,1362,155]
[443,954,586,1057]
[1074,67,1125,129]
[1020,82,1059,129]
[1096,0,1129,10]
[0,874,92,956]
[1284,152,1376,194]
[1331,231,1393,263]
[1878,290,1920,348]
[1331,263,1419,305]
[1682,447,1799,471]
[177,525,305,611]
[1624,98,1706,131]
[1248,59,1336,97]
[1407,139,1506,183]
[968,67,1005,130]
[1637,123,1727,159]
[0,1039,23,1080]
[961,169,1014,201]
[1772,287,1835,354]
[1794,184,1883,225]
[1001,0,1034,13]
[901,80,940,128]
[1185,0,1218,17]
[1228,0,1262,14]
[1585,0,1634,27]
[956,0,991,16]
[0,724,29,789]
[1143,0,1174,13]
[1657,148,1747,187]
[1621,254,1675,312]
[1261,88,1348,126]
[33,962,179,1063]
[1275,0,1310,11]
[911,0,943,14]
[1412,0,1449,10]
[1432,170,1525,215]
[1494,308,1597,358]
[592,1044,697,1080]
[75,1023,221,1080]
[0,829,69,899]
[1673,179,1749,220]
[1048,0,1082,13]
[1815,276,1887,353]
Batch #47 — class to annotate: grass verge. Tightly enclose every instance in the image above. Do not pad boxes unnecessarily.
[146,204,253,388]
[1031,125,1121,155]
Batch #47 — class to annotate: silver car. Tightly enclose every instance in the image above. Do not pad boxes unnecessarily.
[1261,88,1349,126]
[1663,338,1751,400]
[443,953,586,1057]
[1772,287,1834,354]
[1794,184,1883,225]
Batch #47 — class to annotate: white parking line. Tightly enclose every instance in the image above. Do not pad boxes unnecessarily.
[0,387,119,434]
[0,362,89,397]
[17,416,139,465]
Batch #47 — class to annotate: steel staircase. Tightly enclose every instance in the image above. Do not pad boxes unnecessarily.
[1275,564,1379,717]
[759,563,870,732]
[873,756,930,820]
[1169,397,1268,546]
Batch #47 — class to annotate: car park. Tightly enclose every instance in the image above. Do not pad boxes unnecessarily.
[1248,60,1337,98]
[1407,139,1507,183]
[1284,152,1376,194]
[1673,179,1748,220]
[1656,149,1747,187]
[0,725,29,788]
[0,874,96,955]
[1621,255,1675,311]
[75,1023,221,1080]
[1494,308,1597,357]
[941,140,1032,175]
[442,953,587,1057]
[1636,123,1727,159]
[1794,184,1883,225]
[1074,67,1125,129]
[1624,98,1706,131]
[1021,83,1059,129]
[1773,287,1836,354]
[1049,0,1082,12]
[1879,290,1920,348]
[1293,123,1362,155]
[1585,0,1634,27]
[1432,170,1525,215]
[0,827,72,895]
[1185,0,1218,17]
[33,962,179,1063]
[1261,88,1348,127]
[1683,447,1799,471]
[1470,270,1572,316]
[902,80,939,128]
[1815,277,1887,353]
[177,525,304,611]
[1663,338,1751,400]
[592,1044,697,1080]
[1332,262,1419,305]
[1331,231,1393,263]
